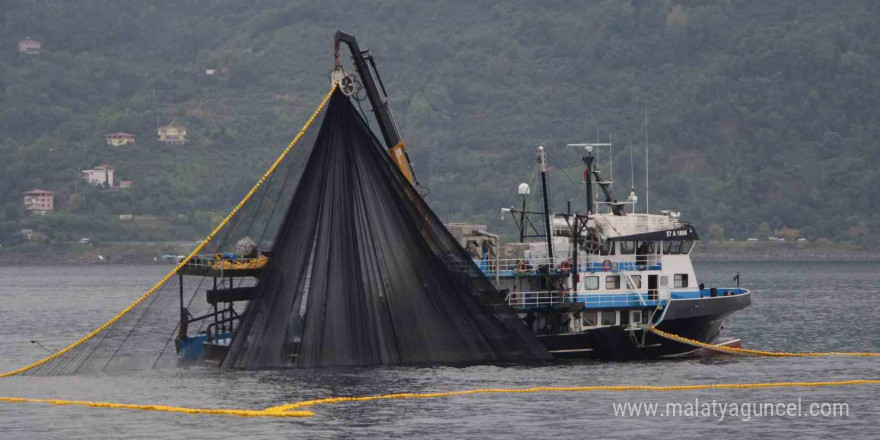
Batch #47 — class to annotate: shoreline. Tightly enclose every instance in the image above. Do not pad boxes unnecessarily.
[0,242,199,266]
[690,242,879,262]
[1,241,878,265]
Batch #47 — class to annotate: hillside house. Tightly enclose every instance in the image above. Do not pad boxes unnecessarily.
[18,38,41,54]
[119,180,132,188]
[105,132,135,146]
[82,165,115,187]
[158,123,187,145]
[23,189,53,214]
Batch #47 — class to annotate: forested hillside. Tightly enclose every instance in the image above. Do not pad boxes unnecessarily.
[1,0,879,247]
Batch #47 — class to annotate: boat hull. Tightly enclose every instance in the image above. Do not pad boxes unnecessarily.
[536,292,751,359]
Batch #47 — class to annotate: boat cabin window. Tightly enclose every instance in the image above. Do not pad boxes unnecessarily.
[630,310,642,324]
[680,240,694,254]
[669,241,682,254]
[584,276,599,290]
[582,311,598,327]
[660,276,669,288]
[636,241,656,255]
[600,311,617,326]
[626,275,642,289]
[620,241,635,255]
[606,275,621,289]
[674,274,689,288]
[663,241,671,254]
[599,241,615,256]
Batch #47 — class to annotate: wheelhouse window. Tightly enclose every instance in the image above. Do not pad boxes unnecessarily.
[680,240,694,254]
[599,241,615,256]
[606,275,621,289]
[663,241,672,254]
[674,274,689,288]
[669,241,682,254]
[584,276,599,290]
[582,311,598,327]
[626,275,642,289]
[630,310,642,324]
[620,241,635,255]
[600,311,617,326]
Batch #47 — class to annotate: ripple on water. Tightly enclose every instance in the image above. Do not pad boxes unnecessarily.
[0,262,878,439]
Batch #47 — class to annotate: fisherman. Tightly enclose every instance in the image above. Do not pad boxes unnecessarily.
[636,241,649,268]
[523,312,537,332]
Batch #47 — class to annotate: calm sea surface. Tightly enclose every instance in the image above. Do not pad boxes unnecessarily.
[0,262,878,439]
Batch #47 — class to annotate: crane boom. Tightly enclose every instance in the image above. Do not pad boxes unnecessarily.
[334,31,418,186]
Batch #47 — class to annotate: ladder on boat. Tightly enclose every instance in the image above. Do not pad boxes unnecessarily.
[620,270,648,306]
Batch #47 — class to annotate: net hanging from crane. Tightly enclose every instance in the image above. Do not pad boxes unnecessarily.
[223,90,549,368]
[14,87,547,376]
[14,89,334,376]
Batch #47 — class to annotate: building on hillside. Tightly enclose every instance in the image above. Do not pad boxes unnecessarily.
[105,132,135,146]
[203,67,228,76]
[20,229,34,241]
[18,38,41,54]
[23,189,53,214]
[82,165,115,187]
[119,180,132,188]
[158,122,187,145]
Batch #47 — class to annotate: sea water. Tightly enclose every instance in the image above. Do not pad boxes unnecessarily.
[0,262,878,439]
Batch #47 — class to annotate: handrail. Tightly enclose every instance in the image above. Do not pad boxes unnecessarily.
[479,257,662,276]
[505,290,663,309]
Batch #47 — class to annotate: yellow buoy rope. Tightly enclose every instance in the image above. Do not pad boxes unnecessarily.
[647,326,880,357]
[0,396,314,418]
[3,378,879,419]
[0,85,337,378]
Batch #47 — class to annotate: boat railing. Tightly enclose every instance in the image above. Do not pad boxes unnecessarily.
[185,254,269,270]
[479,257,662,276]
[505,290,664,309]
[505,290,566,308]
[477,257,571,276]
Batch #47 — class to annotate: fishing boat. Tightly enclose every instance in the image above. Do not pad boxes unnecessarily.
[171,32,748,366]
[449,143,750,359]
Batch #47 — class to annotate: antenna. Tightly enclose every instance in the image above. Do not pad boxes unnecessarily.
[644,105,649,214]
[609,130,613,189]
[629,142,635,188]
[628,142,637,214]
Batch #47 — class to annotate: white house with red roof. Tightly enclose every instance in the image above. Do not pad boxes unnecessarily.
[105,132,135,147]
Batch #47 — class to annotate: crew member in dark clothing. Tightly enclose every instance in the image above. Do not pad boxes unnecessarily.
[523,312,537,332]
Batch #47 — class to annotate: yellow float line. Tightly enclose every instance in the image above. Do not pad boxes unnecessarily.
[0,85,337,378]
[4,379,879,418]
[648,326,880,357]
[0,396,313,418]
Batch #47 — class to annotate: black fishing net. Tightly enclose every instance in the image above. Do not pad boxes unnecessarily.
[22,103,325,376]
[22,89,546,376]
[224,90,549,368]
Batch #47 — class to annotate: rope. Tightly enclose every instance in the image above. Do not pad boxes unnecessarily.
[648,326,880,357]
[0,85,337,378]
[0,396,314,418]
[3,378,879,419]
